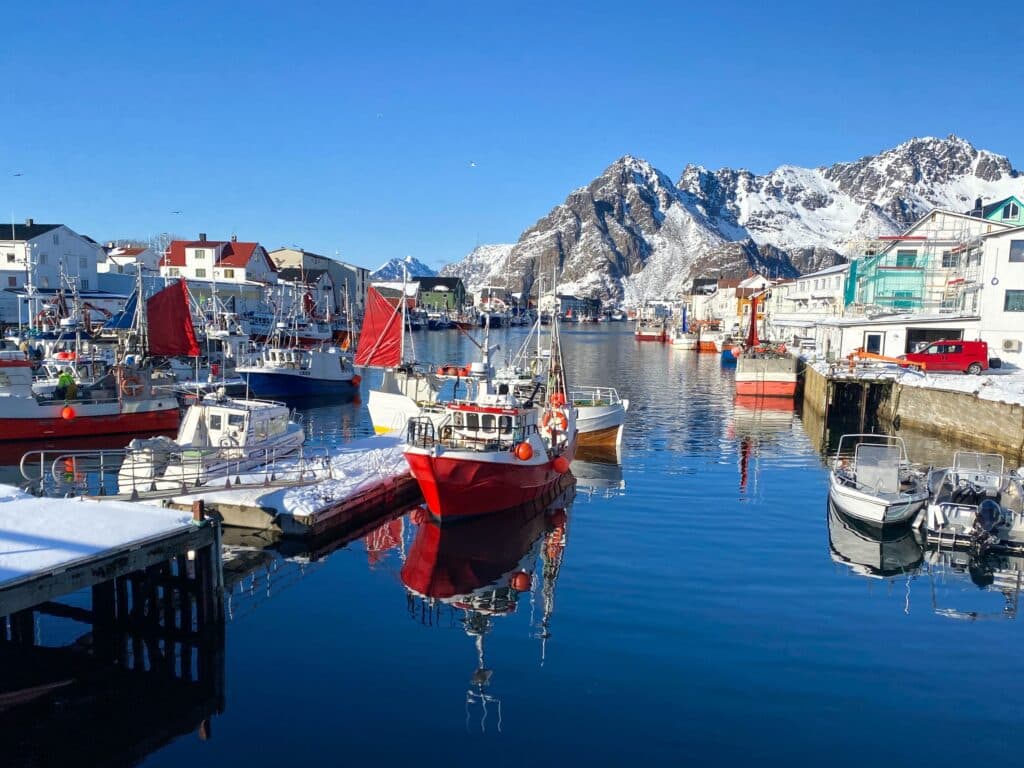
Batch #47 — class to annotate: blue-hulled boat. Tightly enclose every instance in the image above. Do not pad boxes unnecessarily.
[236,345,360,400]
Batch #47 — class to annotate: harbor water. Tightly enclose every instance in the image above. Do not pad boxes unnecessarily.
[4,324,1023,765]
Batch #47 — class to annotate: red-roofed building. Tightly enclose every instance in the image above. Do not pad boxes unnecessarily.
[159,233,277,285]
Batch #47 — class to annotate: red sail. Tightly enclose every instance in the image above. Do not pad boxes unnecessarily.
[147,279,200,357]
[745,294,760,348]
[354,286,403,367]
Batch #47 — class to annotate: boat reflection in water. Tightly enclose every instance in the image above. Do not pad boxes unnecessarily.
[827,502,1024,620]
[572,445,625,500]
[924,548,1024,621]
[730,394,797,494]
[828,501,923,579]
[400,479,575,730]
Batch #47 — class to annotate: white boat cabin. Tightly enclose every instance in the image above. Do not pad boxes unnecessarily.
[177,398,293,448]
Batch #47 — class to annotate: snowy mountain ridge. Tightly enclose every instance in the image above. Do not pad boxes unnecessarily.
[443,135,1022,303]
[371,256,437,280]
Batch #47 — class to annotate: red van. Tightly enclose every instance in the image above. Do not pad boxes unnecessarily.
[902,339,989,374]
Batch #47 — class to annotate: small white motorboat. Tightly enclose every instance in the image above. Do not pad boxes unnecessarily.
[828,434,928,527]
[118,395,305,492]
[920,452,1024,554]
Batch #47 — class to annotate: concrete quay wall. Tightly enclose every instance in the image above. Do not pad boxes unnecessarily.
[802,364,1024,462]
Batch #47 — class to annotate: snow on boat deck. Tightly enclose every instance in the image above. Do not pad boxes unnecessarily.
[0,485,194,588]
[151,435,418,533]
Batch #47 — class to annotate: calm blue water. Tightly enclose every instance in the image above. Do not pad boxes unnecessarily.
[11,325,1024,765]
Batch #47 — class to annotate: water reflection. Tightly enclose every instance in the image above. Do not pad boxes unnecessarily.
[827,502,1024,621]
[827,502,923,578]
[399,482,574,731]
[572,446,625,500]
[729,395,798,495]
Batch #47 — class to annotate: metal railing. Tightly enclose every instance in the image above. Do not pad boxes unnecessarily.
[406,415,537,453]
[19,442,334,500]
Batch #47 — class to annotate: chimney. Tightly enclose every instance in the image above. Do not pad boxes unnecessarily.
[198,232,207,242]
[231,234,237,242]
[24,218,33,226]
[975,196,983,210]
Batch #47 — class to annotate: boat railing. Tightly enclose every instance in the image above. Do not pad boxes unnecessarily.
[19,442,332,500]
[406,414,534,453]
[569,386,620,407]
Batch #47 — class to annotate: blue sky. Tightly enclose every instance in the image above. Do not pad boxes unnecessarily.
[0,0,1018,269]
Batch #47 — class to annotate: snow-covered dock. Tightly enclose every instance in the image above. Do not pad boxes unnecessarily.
[0,486,220,618]
[151,436,421,536]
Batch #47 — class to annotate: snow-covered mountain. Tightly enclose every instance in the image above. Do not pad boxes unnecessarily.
[444,135,1022,303]
[371,256,437,280]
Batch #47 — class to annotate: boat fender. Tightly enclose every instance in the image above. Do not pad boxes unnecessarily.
[351,374,362,386]
[514,442,534,461]
[552,456,570,474]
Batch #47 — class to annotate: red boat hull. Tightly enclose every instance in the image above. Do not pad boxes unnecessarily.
[0,407,180,441]
[405,451,570,520]
[734,380,797,398]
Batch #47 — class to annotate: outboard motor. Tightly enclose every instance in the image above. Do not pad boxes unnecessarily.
[970,498,1003,556]
[977,498,1002,533]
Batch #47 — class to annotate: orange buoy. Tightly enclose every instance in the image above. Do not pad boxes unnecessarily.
[514,442,534,461]
[550,392,566,407]
[351,374,362,386]
[61,405,76,420]
[548,508,567,527]
[553,456,570,474]
[510,571,531,592]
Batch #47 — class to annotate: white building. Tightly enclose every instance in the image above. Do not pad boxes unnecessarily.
[269,247,369,316]
[276,268,337,317]
[98,244,160,275]
[0,220,104,323]
[764,263,848,348]
[159,234,277,285]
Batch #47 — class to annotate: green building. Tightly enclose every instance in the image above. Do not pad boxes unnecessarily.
[416,276,466,310]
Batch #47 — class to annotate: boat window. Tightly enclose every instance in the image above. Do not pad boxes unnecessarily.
[208,414,222,430]
[465,412,479,430]
[499,415,512,433]
[228,414,246,428]
[481,414,495,431]
[453,412,463,427]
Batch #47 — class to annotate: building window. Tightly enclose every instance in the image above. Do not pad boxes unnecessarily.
[942,251,959,268]
[223,268,234,279]
[892,290,914,309]
[53,233,59,244]
[168,267,180,277]
[895,250,917,267]
[40,277,49,288]
[5,253,14,263]
[79,256,87,268]
[864,332,883,354]
[38,254,46,265]
[194,249,206,260]
[1009,240,1024,263]
[1003,202,1020,220]
[80,279,88,290]
[6,276,15,287]
[1006,290,1024,312]
[195,268,207,278]
[117,265,124,274]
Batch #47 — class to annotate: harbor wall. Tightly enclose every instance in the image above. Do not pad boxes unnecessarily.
[802,364,1024,462]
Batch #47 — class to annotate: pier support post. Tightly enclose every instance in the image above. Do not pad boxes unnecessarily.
[858,384,869,433]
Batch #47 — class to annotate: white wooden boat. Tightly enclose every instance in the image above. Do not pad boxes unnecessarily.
[828,434,928,527]
[118,395,304,492]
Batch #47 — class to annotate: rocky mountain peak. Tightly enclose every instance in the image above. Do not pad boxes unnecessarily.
[443,136,1021,303]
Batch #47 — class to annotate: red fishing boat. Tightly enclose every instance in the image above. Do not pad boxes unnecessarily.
[403,322,576,520]
[733,294,798,398]
[0,280,194,441]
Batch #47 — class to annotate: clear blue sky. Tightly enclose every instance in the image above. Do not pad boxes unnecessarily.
[0,0,1018,270]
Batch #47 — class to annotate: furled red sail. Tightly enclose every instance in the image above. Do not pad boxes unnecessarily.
[354,286,403,367]
[745,294,760,348]
[147,279,200,356]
